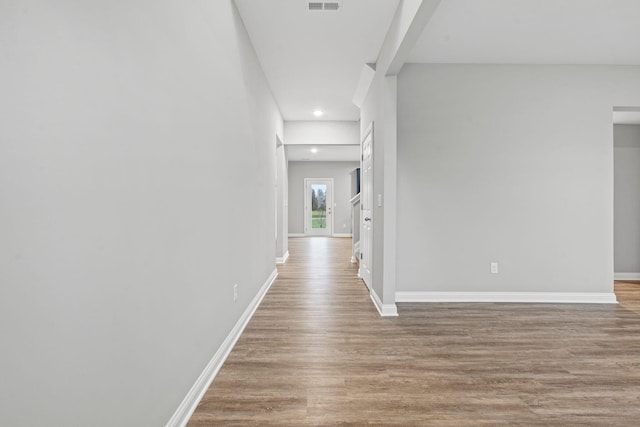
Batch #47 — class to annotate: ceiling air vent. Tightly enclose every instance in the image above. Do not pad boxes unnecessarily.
[307,1,342,11]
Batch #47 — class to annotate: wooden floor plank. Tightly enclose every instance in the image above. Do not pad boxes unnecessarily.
[189,237,640,426]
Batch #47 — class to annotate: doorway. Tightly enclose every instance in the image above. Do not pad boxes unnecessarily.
[359,123,373,289]
[613,107,640,282]
[304,178,333,236]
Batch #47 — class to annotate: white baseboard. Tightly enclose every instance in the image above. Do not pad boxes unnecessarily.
[166,269,278,427]
[275,251,289,264]
[395,291,618,304]
[615,273,640,281]
[288,233,305,237]
[332,233,352,238]
[370,289,399,317]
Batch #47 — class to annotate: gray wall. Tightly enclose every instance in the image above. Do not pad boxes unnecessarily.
[288,161,359,235]
[397,64,640,294]
[0,1,282,426]
[614,124,640,274]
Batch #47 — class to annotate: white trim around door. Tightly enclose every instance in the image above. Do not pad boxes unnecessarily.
[359,122,373,289]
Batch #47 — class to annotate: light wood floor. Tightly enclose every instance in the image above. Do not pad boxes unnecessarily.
[189,238,640,426]
[615,280,640,314]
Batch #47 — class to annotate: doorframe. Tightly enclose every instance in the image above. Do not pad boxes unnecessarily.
[275,135,289,264]
[359,122,373,289]
[613,106,640,281]
[304,178,334,236]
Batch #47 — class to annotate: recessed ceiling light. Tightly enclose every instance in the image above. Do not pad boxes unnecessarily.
[313,109,324,117]
[311,147,318,154]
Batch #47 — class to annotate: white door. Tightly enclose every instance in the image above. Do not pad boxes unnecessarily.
[304,178,333,236]
[360,124,373,288]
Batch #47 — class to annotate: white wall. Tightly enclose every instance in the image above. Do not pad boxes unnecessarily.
[288,161,359,235]
[614,124,640,274]
[284,121,359,145]
[397,64,640,294]
[0,1,282,426]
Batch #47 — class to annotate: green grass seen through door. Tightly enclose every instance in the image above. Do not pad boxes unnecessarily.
[312,210,326,228]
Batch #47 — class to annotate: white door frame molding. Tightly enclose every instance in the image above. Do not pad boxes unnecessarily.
[359,123,373,289]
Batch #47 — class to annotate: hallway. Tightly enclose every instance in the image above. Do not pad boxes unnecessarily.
[189,238,640,426]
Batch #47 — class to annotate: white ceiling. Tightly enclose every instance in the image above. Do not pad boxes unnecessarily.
[409,0,640,64]
[234,0,400,121]
[287,144,360,161]
[235,0,640,123]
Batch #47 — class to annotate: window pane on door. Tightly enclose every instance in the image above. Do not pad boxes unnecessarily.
[311,184,327,229]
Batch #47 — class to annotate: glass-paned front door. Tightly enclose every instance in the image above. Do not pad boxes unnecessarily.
[305,179,333,236]
[311,184,328,229]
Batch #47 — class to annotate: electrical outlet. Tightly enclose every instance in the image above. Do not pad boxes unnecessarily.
[490,262,499,274]
[233,283,238,302]
[343,223,346,228]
